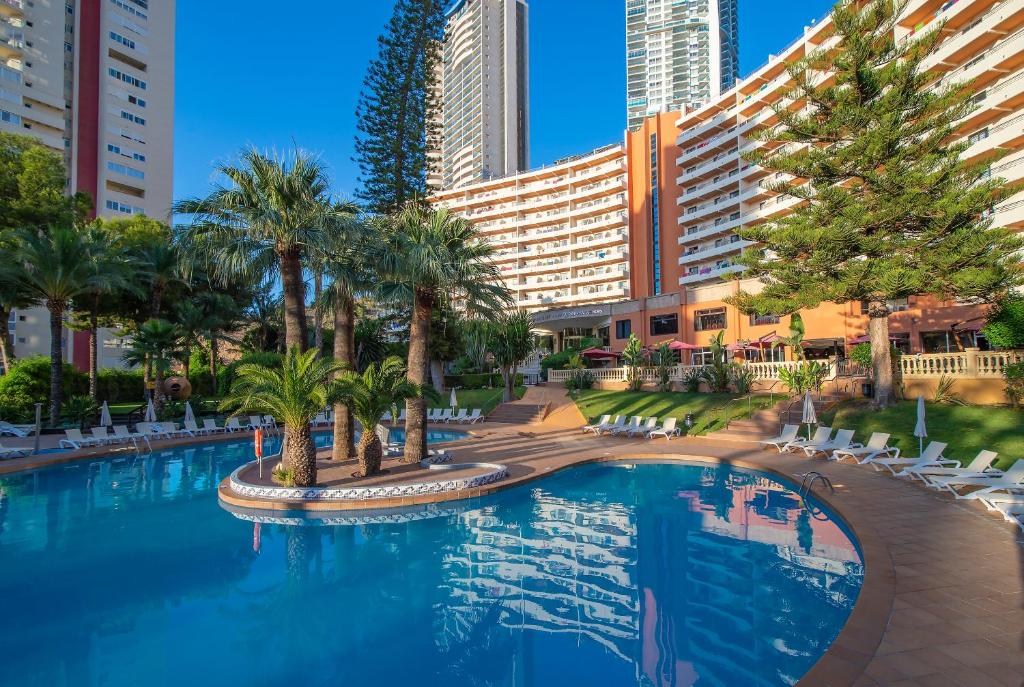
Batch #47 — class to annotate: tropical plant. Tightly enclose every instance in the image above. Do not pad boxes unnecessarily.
[774,313,806,362]
[334,357,434,477]
[353,0,446,213]
[221,347,345,487]
[622,334,647,392]
[778,361,829,396]
[652,342,675,392]
[462,319,491,374]
[137,242,185,319]
[121,319,184,413]
[1004,362,1024,407]
[729,0,1024,408]
[175,147,337,351]
[354,318,389,373]
[488,311,534,403]
[681,367,702,393]
[378,206,509,463]
[5,227,120,425]
[564,368,595,394]
[699,331,732,393]
[730,365,756,394]
[932,374,963,405]
[62,395,97,430]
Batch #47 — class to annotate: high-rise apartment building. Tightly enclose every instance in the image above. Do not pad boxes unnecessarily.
[2,0,175,370]
[439,0,529,190]
[626,0,739,130]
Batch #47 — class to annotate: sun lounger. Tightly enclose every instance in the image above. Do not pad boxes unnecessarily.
[928,461,1024,498]
[466,409,483,424]
[426,409,439,421]
[868,441,950,476]
[184,420,204,436]
[59,428,105,449]
[262,415,277,429]
[973,492,1024,517]
[225,417,243,432]
[597,416,626,435]
[782,426,832,453]
[381,411,392,423]
[583,415,611,434]
[112,425,147,443]
[831,432,897,463]
[648,417,681,440]
[760,425,799,452]
[90,426,114,445]
[398,409,407,422]
[247,416,264,431]
[439,409,455,423]
[452,409,468,423]
[899,450,1000,485]
[611,416,643,436]
[202,419,225,434]
[312,412,330,427]
[802,429,857,458]
[0,421,31,437]
[0,442,29,459]
[629,417,659,437]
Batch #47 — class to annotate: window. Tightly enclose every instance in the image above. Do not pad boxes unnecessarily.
[110,0,147,20]
[108,67,146,90]
[615,319,632,340]
[860,299,909,314]
[649,132,661,295]
[109,31,136,50]
[105,199,144,214]
[691,347,713,366]
[746,347,785,363]
[649,314,678,336]
[0,109,20,125]
[694,308,727,331]
[107,161,144,179]
[749,313,780,326]
[120,110,145,125]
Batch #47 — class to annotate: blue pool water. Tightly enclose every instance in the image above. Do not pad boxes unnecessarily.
[0,442,862,687]
[312,427,470,448]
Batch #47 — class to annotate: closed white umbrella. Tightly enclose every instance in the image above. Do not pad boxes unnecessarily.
[99,401,112,427]
[913,395,927,456]
[801,390,817,440]
[450,388,458,408]
[144,397,157,423]
[183,401,196,426]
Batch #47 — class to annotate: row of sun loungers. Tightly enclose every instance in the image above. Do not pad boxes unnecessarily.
[56,416,280,449]
[760,424,1024,529]
[314,409,486,426]
[581,415,682,440]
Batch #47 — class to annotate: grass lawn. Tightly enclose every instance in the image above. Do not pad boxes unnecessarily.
[431,387,526,415]
[822,400,1023,470]
[573,390,776,435]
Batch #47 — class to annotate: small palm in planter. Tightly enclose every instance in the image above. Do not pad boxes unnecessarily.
[220,347,344,487]
[334,356,436,477]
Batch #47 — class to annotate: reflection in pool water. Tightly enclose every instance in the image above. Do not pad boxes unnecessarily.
[0,443,861,687]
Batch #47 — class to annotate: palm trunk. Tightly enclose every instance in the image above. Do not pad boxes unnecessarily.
[209,337,219,395]
[356,430,383,477]
[0,306,13,375]
[88,305,99,400]
[313,271,323,355]
[430,360,445,393]
[278,247,308,352]
[151,286,164,319]
[47,302,64,426]
[286,422,317,487]
[154,367,165,416]
[332,294,355,461]
[404,287,433,463]
[502,365,515,403]
[868,301,895,408]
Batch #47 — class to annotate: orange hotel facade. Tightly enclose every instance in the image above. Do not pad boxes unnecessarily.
[432,0,1024,363]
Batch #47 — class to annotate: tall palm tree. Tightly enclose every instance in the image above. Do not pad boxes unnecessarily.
[220,347,345,487]
[137,242,185,318]
[334,357,433,477]
[174,148,335,351]
[7,227,119,424]
[488,311,534,403]
[121,318,184,413]
[378,206,509,463]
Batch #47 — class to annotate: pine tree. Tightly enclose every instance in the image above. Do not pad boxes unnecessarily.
[354,0,445,214]
[729,0,1024,407]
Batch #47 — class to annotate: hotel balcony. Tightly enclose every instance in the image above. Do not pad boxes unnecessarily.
[572,247,628,268]
[678,212,746,242]
[958,70,1024,131]
[934,26,1024,96]
[679,263,745,286]
[681,170,741,204]
[677,148,740,185]
[921,0,1022,72]
[678,239,752,266]
[676,110,736,147]
[0,0,23,17]
[963,111,1024,161]
[993,193,1024,229]
[676,125,740,166]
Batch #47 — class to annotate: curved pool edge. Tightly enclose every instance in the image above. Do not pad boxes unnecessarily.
[217,450,892,687]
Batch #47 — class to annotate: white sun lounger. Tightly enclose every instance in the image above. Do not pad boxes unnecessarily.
[782,426,832,453]
[0,442,29,459]
[90,426,115,445]
[648,417,681,440]
[59,428,105,449]
[112,425,147,442]
[868,441,950,476]
[439,409,455,423]
[583,415,612,434]
[928,460,1024,498]
[224,417,243,432]
[466,409,483,424]
[629,417,659,437]
[802,429,857,458]
[971,491,1024,516]
[452,409,468,423]
[831,432,897,463]
[598,416,627,436]
[0,421,31,437]
[184,420,205,436]
[312,412,330,427]
[247,416,264,431]
[760,425,799,452]
[398,409,407,422]
[612,416,643,436]
[899,450,1000,485]
[202,419,225,434]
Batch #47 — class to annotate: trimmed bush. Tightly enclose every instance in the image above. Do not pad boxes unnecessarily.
[444,373,523,389]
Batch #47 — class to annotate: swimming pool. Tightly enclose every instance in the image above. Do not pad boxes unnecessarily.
[313,427,470,448]
[0,443,862,686]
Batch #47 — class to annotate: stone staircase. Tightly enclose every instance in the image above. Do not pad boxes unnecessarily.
[485,402,550,424]
[705,394,840,444]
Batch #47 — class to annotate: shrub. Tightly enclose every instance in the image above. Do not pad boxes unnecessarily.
[932,374,963,405]
[443,373,523,389]
[778,361,829,395]
[1005,361,1024,407]
[0,356,84,421]
[96,368,145,402]
[565,368,595,393]
[730,365,756,394]
[681,368,702,393]
[63,395,98,429]
[984,296,1024,350]
[700,363,731,393]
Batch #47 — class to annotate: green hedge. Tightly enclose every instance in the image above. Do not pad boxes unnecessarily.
[444,373,524,389]
[0,356,145,421]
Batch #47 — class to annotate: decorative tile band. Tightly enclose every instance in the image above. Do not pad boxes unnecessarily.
[224,505,462,526]
[227,454,508,503]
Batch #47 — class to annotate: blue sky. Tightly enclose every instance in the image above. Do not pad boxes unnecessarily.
[173,0,835,204]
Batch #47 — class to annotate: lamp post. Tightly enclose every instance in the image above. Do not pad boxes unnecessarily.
[32,402,42,455]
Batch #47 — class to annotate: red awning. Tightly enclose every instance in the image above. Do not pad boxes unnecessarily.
[748,334,785,348]
[580,348,620,360]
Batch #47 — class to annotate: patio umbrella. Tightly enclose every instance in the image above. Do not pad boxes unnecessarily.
[580,347,620,360]
[99,401,112,427]
[913,395,927,456]
[450,388,458,408]
[726,342,751,352]
[801,391,817,440]
[184,401,196,426]
[667,340,698,351]
[143,398,157,423]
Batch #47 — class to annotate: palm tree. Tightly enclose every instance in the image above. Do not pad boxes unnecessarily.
[378,206,509,463]
[773,313,807,362]
[174,148,336,351]
[137,242,185,318]
[334,357,433,477]
[6,227,119,424]
[220,347,344,487]
[121,319,184,413]
[488,311,534,403]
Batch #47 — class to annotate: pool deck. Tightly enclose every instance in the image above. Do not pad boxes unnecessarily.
[2,399,1022,686]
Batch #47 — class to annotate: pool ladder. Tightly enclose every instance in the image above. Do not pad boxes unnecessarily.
[798,471,835,497]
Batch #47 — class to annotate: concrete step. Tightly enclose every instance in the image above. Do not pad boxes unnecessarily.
[486,403,549,425]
